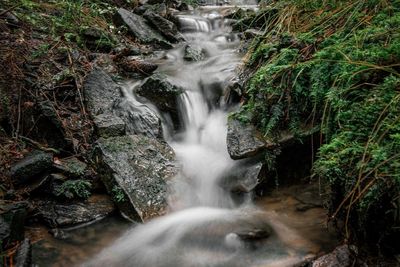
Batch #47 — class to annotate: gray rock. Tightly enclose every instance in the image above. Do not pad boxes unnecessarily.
[234,162,265,193]
[84,69,162,138]
[0,202,28,247]
[15,238,32,267]
[94,113,126,138]
[243,28,264,40]
[183,44,205,61]
[114,98,163,138]
[84,69,121,116]
[36,195,115,228]
[93,135,178,222]
[10,150,53,185]
[114,8,172,49]
[137,73,183,113]
[143,10,184,43]
[312,245,353,267]
[226,118,265,160]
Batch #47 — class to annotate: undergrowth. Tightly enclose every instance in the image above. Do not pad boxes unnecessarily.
[241,0,400,251]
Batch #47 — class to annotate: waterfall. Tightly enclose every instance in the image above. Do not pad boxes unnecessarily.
[85,3,315,267]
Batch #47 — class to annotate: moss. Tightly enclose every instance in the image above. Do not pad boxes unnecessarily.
[55,179,92,199]
[241,0,400,249]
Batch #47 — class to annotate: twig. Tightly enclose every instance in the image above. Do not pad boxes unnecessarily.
[18,135,59,154]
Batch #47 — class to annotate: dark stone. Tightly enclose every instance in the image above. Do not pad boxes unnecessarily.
[119,58,158,76]
[183,44,205,61]
[235,227,272,241]
[0,202,28,247]
[93,135,178,222]
[114,8,172,49]
[36,100,72,150]
[226,118,265,160]
[10,150,53,185]
[36,195,115,228]
[93,113,126,138]
[143,10,184,43]
[81,27,115,52]
[15,238,32,267]
[223,79,243,105]
[312,245,353,267]
[243,29,264,40]
[53,157,88,178]
[136,73,183,128]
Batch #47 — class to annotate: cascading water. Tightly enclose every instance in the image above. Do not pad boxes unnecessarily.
[85,3,317,267]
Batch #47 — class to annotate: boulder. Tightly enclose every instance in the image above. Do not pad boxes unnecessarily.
[183,44,205,61]
[114,8,172,49]
[114,98,163,138]
[84,69,121,116]
[312,245,353,267]
[137,73,183,113]
[93,113,126,138]
[10,150,53,185]
[80,27,115,52]
[84,69,162,138]
[226,118,265,159]
[143,10,184,43]
[0,201,28,248]
[93,135,178,222]
[35,195,115,228]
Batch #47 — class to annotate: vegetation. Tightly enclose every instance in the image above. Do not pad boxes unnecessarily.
[241,0,400,251]
[55,179,92,199]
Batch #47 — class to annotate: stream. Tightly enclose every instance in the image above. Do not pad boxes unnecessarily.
[30,2,337,266]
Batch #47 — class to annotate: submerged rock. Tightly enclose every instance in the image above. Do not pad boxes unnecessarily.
[183,44,205,61]
[36,195,115,228]
[93,135,178,222]
[10,151,53,185]
[114,8,172,49]
[226,118,265,159]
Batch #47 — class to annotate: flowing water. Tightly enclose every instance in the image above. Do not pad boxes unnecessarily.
[82,3,332,267]
[31,3,337,266]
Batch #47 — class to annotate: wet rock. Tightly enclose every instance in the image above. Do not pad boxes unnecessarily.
[223,79,243,105]
[36,195,115,228]
[84,69,121,116]
[0,201,28,247]
[93,135,178,222]
[136,73,183,127]
[234,162,265,193]
[119,58,158,76]
[85,69,162,138]
[94,113,126,138]
[312,245,353,267]
[183,44,205,61]
[15,238,32,267]
[10,150,53,185]
[54,157,88,178]
[114,8,172,49]
[295,185,323,211]
[235,227,272,241]
[143,10,184,43]
[226,118,265,160]
[114,98,163,138]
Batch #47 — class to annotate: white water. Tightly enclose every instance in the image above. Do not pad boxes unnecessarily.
[86,4,317,267]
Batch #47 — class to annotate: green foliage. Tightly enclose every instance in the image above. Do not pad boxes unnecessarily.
[242,0,400,246]
[111,185,126,203]
[55,180,92,199]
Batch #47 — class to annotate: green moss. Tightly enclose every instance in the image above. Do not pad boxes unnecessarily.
[242,0,400,247]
